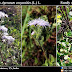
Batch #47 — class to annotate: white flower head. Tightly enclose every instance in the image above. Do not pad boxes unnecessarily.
[2,35,15,44]
[62,42,66,47]
[2,39,6,42]
[13,56,15,59]
[0,25,8,32]
[5,14,8,18]
[8,8,10,10]
[28,18,50,27]
[64,55,69,60]
[37,18,50,27]
[0,11,8,18]
[60,49,67,53]
[31,31,35,35]
[69,11,72,16]
[2,32,8,36]
[28,19,37,26]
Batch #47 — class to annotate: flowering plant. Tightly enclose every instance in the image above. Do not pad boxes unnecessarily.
[57,6,72,66]
[0,6,21,66]
[22,6,56,66]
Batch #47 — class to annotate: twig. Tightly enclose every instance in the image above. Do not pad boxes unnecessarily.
[64,35,72,40]
[0,47,5,65]
[59,6,66,20]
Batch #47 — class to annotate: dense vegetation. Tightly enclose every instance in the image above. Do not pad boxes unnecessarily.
[22,6,56,66]
[57,6,72,66]
[0,6,21,66]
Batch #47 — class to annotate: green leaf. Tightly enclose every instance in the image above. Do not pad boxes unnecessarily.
[34,57,38,64]
[42,60,48,66]
[49,54,55,62]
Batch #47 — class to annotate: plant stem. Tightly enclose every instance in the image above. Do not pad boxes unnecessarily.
[0,47,5,65]
[42,47,48,65]
[22,6,31,37]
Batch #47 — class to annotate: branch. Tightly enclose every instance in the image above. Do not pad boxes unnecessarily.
[64,35,72,39]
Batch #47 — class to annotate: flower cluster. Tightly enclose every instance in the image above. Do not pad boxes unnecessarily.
[0,25,8,32]
[2,35,15,44]
[31,31,35,36]
[0,12,15,44]
[28,18,50,27]
[0,11,8,18]
[69,11,72,16]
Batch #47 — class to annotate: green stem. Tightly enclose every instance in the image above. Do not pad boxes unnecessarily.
[22,6,31,37]
[42,47,48,65]
[29,26,31,49]
[22,6,31,59]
